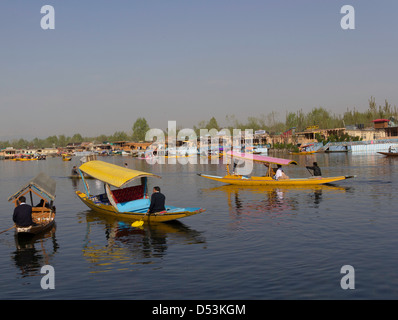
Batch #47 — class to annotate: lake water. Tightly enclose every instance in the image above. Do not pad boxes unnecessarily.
[1,152,398,300]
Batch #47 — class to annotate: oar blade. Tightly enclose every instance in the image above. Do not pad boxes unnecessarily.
[131,220,144,228]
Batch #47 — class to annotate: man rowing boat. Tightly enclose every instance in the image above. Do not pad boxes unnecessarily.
[306,162,322,176]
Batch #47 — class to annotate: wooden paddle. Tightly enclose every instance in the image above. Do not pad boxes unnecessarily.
[0,225,15,235]
[305,157,314,176]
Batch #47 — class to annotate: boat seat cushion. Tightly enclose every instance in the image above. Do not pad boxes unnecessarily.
[112,185,144,203]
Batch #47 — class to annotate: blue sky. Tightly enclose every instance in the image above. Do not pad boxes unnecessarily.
[1,1,398,139]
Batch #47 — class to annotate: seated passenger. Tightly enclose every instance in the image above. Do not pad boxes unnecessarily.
[147,186,166,214]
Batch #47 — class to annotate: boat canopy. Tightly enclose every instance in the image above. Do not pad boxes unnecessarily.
[8,172,56,202]
[227,151,298,165]
[78,160,160,188]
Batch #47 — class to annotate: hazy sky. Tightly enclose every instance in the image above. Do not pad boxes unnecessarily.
[1,1,398,140]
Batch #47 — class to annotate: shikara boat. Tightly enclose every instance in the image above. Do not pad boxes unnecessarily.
[12,157,38,161]
[378,146,398,156]
[8,172,56,235]
[198,151,355,186]
[289,142,323,155]
[200,152,223,159]
[289,150,317,155]
[75,160,205,223]
[62,154,72,161]
[378,152,398,157]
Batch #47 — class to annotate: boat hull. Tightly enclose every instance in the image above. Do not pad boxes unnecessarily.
[198,174,355,186]
[15,209,55,235]
[289,151,317,155]
[378,152,398,156]
[76,191,205,223]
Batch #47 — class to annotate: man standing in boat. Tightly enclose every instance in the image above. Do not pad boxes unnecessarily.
[306,162,322,176]
[147,186,166,214]
[13,196,35,227]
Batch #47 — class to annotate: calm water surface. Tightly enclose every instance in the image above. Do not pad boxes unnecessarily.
[1,153,398,299]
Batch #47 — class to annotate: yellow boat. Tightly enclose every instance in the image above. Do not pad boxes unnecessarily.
[62,154,72,161]
[289,143,321,155]
[76,160,205,223]
[12,158,38,161]
[289,150,317,155]
[159,154,196,158]
[200,153,223,159]
[198,151,355,186]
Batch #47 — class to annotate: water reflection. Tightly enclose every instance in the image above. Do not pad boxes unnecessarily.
[77,210,206,273]
[203,184,349,217]
[12,225,58,277]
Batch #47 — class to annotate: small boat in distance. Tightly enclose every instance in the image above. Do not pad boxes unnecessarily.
[12,157,38,161]
[8,172,56,235]
[378,145,398,156]
[62,154,72,161]
[290,142,323,155]
[198,151,355,186]
[76,160,205,223]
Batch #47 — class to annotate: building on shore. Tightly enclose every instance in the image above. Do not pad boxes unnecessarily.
[0,147,58,159]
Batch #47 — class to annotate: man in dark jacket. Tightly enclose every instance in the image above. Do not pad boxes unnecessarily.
[13,196,35,227]
[306,162,322,176]
[147,186,166,214]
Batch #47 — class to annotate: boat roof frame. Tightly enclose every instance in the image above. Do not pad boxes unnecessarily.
[8,172,56,203]
[226,151,298,166]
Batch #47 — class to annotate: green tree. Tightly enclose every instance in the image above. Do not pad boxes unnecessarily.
[132,118,150,142]
[0,140,10,149]
[58,135,67,147]
[111,131,129,142]
[45,135,59,148]
[71,133,83,143]
[14,138,28,149]
[206,117,220,131]
[95,134,109,144]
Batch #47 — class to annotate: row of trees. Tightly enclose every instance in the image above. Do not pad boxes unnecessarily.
[1,97,397,149]
[195,96,398,135]
[0,118,151,150]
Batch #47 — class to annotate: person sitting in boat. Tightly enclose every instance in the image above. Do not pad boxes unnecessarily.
[71,166,79,176]
[274,165,289,180]
[147,186,166,215]
[306,162,322,176]
[35,199,56,212]
[13,196,36,227]
[35,199,50,208]
[388,146,396,153]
